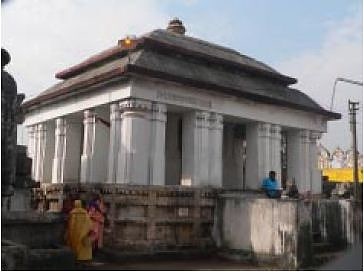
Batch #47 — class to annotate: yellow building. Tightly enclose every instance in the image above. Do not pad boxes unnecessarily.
[322,168,363,183]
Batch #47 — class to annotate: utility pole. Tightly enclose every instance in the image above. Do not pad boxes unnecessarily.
[348,100,360,202]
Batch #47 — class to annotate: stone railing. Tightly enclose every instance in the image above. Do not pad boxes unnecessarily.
[34,183,219,254]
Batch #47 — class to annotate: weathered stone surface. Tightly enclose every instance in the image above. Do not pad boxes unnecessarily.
[1,240,28,270]
[35,183,217,254]
[215,192,312,269]
[1,48,18,197]
[2,212,65,248]
[312,199,362,246]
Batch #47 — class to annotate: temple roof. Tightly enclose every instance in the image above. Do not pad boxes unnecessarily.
[22,24,340,120]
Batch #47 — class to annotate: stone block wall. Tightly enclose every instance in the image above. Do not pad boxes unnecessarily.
[2,212,65,248]
[214,192,313,269]
[312,199,362,246]
[36,183,218,254]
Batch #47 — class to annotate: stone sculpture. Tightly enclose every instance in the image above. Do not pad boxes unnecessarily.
[1,48,32,210]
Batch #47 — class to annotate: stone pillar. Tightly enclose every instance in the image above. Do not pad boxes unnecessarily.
[182,111,210,186]
[52,118,82,183]
[245,122,271,190]
[117,98,152,184]
[35,123,46,182]
[309,131,322,194]
[27,126,37,179]
[27,126,35,159]
[149,102,167,185]
[80,110,95,183]
[270,124,282,187]
[80,109,109,183]
[287,129,310,193]
[40,122,55,183]
[107,103,121,183]
[208,113,223,187]
[52,118,66,183]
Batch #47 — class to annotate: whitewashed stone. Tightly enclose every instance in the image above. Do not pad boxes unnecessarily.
[117,98,152,184]
[245,122,272,190]
[149,102,167,186]
[107,103,121,183]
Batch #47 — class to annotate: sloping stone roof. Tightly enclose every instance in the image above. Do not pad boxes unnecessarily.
[22,29,340,119]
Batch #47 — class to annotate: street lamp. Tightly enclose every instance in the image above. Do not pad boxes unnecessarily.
[330,77,363,111]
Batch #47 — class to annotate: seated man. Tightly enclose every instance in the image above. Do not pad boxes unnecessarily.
[261,171,282,198]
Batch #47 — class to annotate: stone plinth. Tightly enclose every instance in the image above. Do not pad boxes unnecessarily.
[215,192,313,269]
[36,183,219,254]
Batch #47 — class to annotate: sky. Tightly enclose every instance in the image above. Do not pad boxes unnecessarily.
[1,0,363,151]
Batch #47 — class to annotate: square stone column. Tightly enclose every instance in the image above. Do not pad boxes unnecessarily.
[182,111,210,187]
[52,118,82,183]
[107,103,121,183]
[40,122,55,183]
[270,124,282,187]
[33,122,55,183]
[34,123,46,182]
[245,122,271,190]
[208,113,223,187]
[149,103,167,186]
[117,98,152,185]
[287,129,310,193]
[80,110,109,183]
[309,131,322,194]
[27,125,37,179]
[52,118,66,183]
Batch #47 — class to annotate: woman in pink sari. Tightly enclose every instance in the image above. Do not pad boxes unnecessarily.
[87,196,106,251]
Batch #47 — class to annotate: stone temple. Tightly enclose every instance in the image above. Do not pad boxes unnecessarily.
[22,18,340,191]
[15,19,360,269]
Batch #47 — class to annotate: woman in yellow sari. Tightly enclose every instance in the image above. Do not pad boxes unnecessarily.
[66,200,93,261]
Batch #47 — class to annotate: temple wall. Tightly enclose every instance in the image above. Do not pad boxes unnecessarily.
[312,199,362,246]
[31,184,361,269]
[2,212,65,248]
[37,184,218,254]
[214,193,313,269]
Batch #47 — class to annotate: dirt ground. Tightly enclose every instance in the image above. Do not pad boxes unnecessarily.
[77,256,282,271]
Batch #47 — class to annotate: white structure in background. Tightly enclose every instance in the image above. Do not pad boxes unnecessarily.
[318,145,363,169]
[22,19,340,194]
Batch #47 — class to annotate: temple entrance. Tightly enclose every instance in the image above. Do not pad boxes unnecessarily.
[165,112,183,185]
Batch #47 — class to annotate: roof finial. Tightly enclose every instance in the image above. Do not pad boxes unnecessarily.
[166,17,186,35]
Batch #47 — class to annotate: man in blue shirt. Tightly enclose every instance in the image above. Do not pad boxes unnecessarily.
[261,171,282,198]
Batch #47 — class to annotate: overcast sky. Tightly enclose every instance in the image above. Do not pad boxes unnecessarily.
[2,0,363,151]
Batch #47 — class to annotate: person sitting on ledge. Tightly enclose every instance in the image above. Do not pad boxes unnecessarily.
[261,171,282,198]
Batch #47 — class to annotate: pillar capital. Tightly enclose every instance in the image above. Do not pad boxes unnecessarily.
[208,112,223,130]
[83,109,96,125]
[110,103,121,121]
[119,98,152,112]
[151,102,167,122]
[37,123,47,132]
[258,122,271,137]
[309,131,322,141]
[194,111,210,128]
